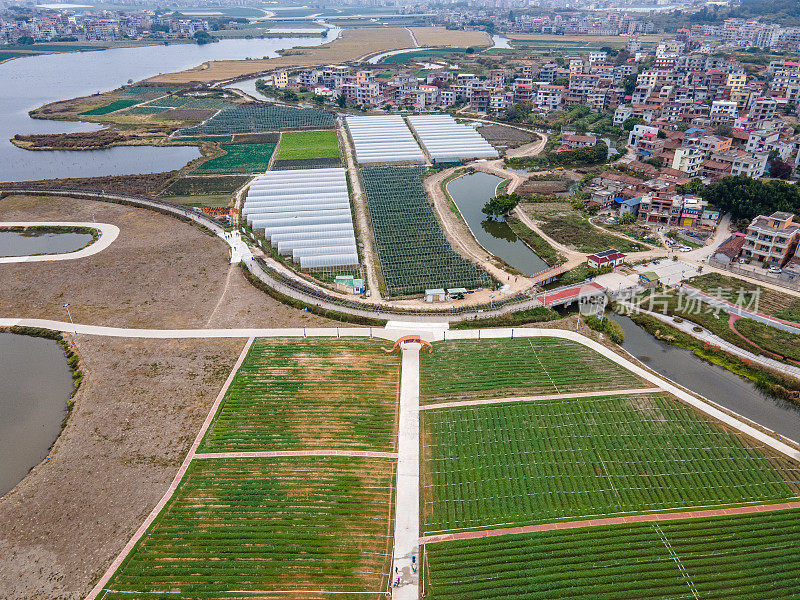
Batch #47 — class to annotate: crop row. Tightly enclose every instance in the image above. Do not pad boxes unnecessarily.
[420,338,642,403]
[422,393,799,533]
[425,508,800,599]
[194,142,276,174]
[102,456,395,599]
[198,338,400,453]
[360,166,492,297]
[177,103,335,136]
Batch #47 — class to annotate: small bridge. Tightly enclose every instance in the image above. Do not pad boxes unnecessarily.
[536,282,606,308]
[383,335,433,354]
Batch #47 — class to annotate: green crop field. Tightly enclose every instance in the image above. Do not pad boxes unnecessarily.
[102,456,395,599]
[425,508,800,599]
[199,339,400,453]
[422,392,800,534]
[420,338,642,403]
[177,104,335,135]
[276,130,341,160]
[80,99,140,115]
[194,142,276,174]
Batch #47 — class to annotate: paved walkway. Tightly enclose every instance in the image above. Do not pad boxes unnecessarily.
[420,501,800,545]
[84,337,256,600]
[0,221,119,263]
[193,450,398,460]
[420,387,663,411]
[392,343,421,600]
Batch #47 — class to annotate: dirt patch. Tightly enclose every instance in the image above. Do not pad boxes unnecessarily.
[517,179,570,196]
[478,124,536,148]
[0,335,244,600]
[408,26,491,48]
[0,194,338,328]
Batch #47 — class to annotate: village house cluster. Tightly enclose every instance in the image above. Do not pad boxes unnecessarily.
[0,7,222,43]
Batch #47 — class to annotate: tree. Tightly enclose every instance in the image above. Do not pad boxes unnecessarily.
[482,193,521,220]
[193,31,216,45]
[336,93,346,108]
[657,129,667,139]
[701,175,800,224]
[714,123,734,137]
[621,212,636,225]
[622,74,638,96]
[16,35,35,45]
[677,178,704,195]
[623,117,646,131]
[769,158,794,180]
[552,77,569,87]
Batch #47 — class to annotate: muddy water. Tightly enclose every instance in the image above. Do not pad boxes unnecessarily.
[616,315,800,442]
[0,333,74,496]
[0,229,94,257]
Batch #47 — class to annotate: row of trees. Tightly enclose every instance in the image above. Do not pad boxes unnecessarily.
[701,175,800,226]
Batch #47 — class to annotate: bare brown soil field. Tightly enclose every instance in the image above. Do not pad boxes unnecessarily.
[517,178,571,195]
[0,194,337,328]
[506,33,665,43]
[147,27,487,84]
[409,26,492,48]
[478,124,537,147]
[0,335,245,600]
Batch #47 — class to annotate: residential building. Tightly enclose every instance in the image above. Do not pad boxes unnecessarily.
[586,249,625,269]
[672,147,703,176]
[742,211,800,266]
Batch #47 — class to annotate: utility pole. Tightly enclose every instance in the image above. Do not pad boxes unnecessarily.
[63,303,76,342]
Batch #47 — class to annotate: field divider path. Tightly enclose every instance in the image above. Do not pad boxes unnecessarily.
[420,387,664,410]
[193,450,398,459]
[84,336,256,600]
[392,342,421,600]
[419,500,800,545]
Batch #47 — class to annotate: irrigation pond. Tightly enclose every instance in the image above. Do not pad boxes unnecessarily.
[447,171,547,276]
[0,228,94,257]
[0,333,74,496]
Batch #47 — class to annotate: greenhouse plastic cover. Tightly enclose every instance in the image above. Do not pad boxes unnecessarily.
[407,114,499,162]
[243,167,358,268]
[346,115,425,164]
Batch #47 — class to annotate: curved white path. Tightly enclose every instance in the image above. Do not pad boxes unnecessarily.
[0,222,118,264]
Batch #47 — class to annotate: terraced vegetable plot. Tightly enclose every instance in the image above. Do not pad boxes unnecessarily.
[102,456,395,600]
[422,393,800,533]
[199,338,400,453]
[194,142,276,173]
[360,166,492,296]
[420,338,641,403]
[426,508,800,600]
[177,103,335,136]
[276,130,341,160]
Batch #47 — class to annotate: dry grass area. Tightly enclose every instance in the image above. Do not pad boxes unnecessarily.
[148,27,413,84]
[0,335,245,600]
[0,194,337,328]
[409,26,492,48]
[506,33,665,43]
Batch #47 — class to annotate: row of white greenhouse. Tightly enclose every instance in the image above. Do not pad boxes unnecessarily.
[345,115,426,164]
[407,114,499,163]
[242,168,358,268]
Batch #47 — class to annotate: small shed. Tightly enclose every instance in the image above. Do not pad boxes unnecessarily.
[587,249,626,269]
[638,271,660,287]
[425,288,446,303]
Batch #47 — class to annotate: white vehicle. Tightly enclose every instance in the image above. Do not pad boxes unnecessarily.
[679,246,692,252]
[768,266,782,274]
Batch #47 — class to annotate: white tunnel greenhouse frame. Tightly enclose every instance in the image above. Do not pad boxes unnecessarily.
[345,115,426,164]
[243,167,359,269]
[407,114,499,163]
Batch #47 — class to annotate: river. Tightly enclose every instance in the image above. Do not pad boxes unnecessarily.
[0,333,75,497]
[447,171,548,276]
[0,33,337,181]
[616,315,800,442]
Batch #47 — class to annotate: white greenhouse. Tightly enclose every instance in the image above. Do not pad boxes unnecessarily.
[345,115,426,164]
[242,168,358,269]
[407,114,499,163]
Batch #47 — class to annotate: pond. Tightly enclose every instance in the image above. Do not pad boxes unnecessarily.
[0,34,336,181]
[616,314,800,442]
[0,228,94,257]
[447,171,548,276]
[0,333,75,497]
